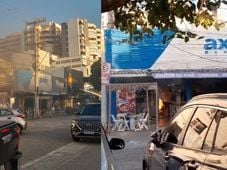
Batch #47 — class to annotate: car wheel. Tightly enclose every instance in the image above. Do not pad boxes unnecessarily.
[0,160,13,170]
[143,159,148,170]
[72,135,80,142]
[143,154,152,170]
[0,165,5,170]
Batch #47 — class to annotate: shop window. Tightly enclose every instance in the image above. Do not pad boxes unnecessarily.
[162,107,194,144]
[183,107,217,150]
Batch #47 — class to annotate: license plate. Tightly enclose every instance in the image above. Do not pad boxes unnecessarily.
[84,131,94,135]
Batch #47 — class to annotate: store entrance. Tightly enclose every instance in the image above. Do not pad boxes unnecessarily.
[107,83,159,130]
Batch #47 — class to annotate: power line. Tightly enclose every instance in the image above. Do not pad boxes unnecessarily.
[0,3,26,23]
[169,43,227,63]
[0,0,28,20]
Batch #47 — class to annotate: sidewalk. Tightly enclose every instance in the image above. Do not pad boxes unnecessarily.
[108,124,156,170]
[26,110,68,120]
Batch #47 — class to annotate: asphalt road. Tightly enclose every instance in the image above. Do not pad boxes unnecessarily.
[19,115,100,170]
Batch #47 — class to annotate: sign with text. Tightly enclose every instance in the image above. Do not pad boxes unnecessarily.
[153,72,227,79]
[101,62,111,85]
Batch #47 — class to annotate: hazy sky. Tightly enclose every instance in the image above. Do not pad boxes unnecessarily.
[0,0,100,38]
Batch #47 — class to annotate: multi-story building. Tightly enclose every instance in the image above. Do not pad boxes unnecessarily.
[0,32,23,60]
[101,11,115,30]
[24,18,62,57]
[54,19,103,77]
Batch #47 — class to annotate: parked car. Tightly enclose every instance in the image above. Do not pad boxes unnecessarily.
[143,93,227,170]
[11,109,26,119]
[71,103,101,141]
[0,120,22,169]
[101,125,125,170]
[0,107,27,134]
[11,108,28,129]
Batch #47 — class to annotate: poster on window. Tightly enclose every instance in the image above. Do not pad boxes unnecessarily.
[116,89,136,114]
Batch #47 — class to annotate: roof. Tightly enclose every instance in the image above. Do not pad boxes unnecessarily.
[184,93,227,109]
[151,26,227,78]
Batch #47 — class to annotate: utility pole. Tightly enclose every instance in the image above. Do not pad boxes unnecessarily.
[101,54,108,131]
[34,21,40,118]
[29,18,46,118]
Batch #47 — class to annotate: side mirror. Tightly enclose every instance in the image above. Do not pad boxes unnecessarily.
[150,129,162,147]
[163,132,178,144]
[109,138,125,150]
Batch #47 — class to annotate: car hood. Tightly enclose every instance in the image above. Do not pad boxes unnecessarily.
[75,115,101,121]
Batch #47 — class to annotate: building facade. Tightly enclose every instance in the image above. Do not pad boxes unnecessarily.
[58,19,103,77]
[24,18,62,57]
[0,32,24,60]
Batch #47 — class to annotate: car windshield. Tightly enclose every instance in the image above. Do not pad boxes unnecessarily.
[80,104,101,116]
[13,109,22,114]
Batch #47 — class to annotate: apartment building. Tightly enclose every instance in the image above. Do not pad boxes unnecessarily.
[24,19,62,57]
[54,18,103,77]
[0,32,23,60]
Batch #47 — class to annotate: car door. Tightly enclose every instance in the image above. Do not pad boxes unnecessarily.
[162,106,220,169]
[168,106,223,170]
[149,106,195,169]
[203,110,227,170]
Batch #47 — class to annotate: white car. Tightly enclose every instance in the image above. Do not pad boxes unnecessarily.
[0,107,27,134]
[101,125,125,170]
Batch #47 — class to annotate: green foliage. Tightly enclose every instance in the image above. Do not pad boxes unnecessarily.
[89,58,101,91]
[113,0,225,42]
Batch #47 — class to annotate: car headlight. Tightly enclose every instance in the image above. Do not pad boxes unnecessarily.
[71,120,77,128]
[148,143,155,157]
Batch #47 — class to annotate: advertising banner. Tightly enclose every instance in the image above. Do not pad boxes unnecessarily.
[116,89,136,114]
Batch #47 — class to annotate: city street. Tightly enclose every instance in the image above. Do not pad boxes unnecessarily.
[19,115,100,170]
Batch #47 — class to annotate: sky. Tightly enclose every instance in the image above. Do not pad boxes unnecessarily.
[0,0,100,38]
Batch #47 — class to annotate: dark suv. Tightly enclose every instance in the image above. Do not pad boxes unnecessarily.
[71,103,101,141]
[143,93,227,170]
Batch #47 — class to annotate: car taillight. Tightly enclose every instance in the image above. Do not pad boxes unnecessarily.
[17,114,25,119]
[1,128,10,134]
[16,127,20,148]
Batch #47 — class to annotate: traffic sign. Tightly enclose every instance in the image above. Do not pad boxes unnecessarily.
[101,62,111,85]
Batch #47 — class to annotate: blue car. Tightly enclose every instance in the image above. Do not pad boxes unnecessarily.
[71,103,101,141]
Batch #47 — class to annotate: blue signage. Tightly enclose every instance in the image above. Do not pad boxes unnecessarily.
[105,29,169,69]
[204,38,227,54]
[204,38,227,50]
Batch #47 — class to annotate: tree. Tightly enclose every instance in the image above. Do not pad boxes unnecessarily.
[102,0,131,12]
[102,0,227,43]
[89,58,101,91]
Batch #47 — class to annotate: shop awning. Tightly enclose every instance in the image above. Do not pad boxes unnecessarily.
[150,26,227,79]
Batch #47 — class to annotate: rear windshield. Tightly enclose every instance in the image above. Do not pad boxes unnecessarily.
[80,104,101,116]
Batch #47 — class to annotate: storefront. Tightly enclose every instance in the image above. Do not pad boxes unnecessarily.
[106,82,158,130]
[104,24,227,129]
[150,25,227,113]
[14,68,67,117]
[104,29,169,129]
